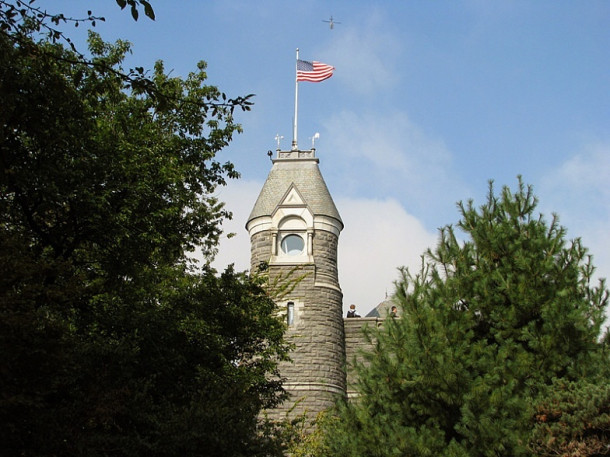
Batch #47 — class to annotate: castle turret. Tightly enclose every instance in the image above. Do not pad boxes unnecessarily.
[246,147,345,419]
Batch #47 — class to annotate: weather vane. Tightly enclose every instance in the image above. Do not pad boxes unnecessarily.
[311,132,320,149]
[275,133,284,150]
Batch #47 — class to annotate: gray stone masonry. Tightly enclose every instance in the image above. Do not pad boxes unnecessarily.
[250,231,270,267]
[343,317,381,399]
[312,231,339,283]
[247,151,351,423]
[250,229,346,421]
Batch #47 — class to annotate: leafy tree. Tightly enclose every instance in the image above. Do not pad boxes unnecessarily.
[285,411,337,457]
[0,20,288,457]
[0,0,153,46]
[0,0,253,110]
[322,179,608,457]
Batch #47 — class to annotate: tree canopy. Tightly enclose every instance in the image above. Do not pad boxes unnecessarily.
[0,0,253,110]
[321,179,609,457]
[1,9,288,457]
[530,379,610,457]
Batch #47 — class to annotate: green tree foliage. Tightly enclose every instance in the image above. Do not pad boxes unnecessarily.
[0,1,253,109]
[322,179,609,457]
[285,411,336,457]
[0,22,289,457]
[0,1,150,60]
[529,380,610,457]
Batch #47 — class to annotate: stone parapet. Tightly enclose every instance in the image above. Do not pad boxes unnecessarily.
[344,317,382,398]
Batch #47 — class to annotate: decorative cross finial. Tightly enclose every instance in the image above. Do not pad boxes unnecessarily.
[275,133,284,149]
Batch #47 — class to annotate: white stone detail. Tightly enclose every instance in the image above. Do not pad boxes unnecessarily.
[282,382,345,395]
[314,281,343,293]
[281,187,304,206]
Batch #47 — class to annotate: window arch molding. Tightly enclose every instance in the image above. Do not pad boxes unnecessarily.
[278,215,307,231]
[269,213,313,262]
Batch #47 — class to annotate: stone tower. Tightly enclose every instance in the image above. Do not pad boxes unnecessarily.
[246,147,345,419]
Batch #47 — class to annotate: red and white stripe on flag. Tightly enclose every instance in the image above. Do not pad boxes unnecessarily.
[296,59,335,82]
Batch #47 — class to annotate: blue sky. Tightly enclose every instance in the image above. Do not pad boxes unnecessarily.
[55,1,609,316]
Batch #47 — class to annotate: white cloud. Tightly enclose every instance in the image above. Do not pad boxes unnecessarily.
[336,197,437,316]
[539,140,610,286]
[210,179,262,273]
[322,109,468,228]
[540,142,610,214]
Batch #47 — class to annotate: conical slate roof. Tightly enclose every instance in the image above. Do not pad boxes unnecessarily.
[248,156,342,226]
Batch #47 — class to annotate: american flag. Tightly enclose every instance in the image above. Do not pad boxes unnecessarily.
[296,59,335,82]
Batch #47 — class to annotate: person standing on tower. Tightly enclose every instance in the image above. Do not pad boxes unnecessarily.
[347,304,360,318]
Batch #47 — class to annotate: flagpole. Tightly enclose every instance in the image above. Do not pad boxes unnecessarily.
[292,48,299,150]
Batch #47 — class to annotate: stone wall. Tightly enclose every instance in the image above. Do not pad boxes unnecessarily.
[251,229,346,421]
[251,228,384,415]
[312,231,339,284]
[343,317,381,398]
[250,230,271,269]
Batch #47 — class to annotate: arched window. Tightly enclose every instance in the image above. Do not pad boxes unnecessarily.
[281,234,304,255]
[276,215,309,259]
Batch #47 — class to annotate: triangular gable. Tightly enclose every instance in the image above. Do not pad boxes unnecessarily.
[278,183,306,207]
[270,184,312,221]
